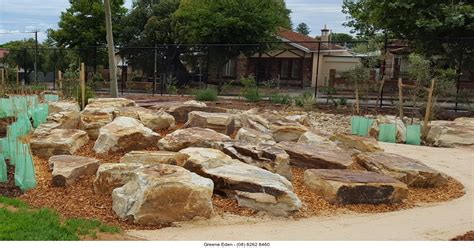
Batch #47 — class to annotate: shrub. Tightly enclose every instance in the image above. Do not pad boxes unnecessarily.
[243,88,261,102]
[270,93,292,105]
[194,88,218,101]
[293,91,315,110]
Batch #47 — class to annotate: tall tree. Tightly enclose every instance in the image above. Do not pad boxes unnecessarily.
[295,22,310,35]
[342,0,473,62]
[331,33,356,42]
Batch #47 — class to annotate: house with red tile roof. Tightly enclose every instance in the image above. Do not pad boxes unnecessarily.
[208,26,363,88]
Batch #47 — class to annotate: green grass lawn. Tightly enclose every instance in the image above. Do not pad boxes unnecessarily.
[0,196,120,240]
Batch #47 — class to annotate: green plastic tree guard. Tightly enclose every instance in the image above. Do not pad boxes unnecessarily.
[406,124,421,145]
[351,116,362,135]
[0,154,7,183]
[378,123,397,143]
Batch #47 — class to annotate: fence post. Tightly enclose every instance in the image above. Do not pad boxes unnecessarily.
[0,68,4,86]
[314,42,321,99]
[80,63,86,109]
[16,66,19,89]
[53,48,57,90]
[398,78,404,118]
[256,43,262,93]
[455,41,464,112]
[422,79,435,138]
[153,44,157,97]
[121,47,125,96]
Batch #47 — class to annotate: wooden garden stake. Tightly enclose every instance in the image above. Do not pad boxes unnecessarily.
[355,88,360,114]
[16,66,19,90]
[80,63,86,109]
[398,78,404,119]
[58,70,63,90]
[422,79,435,138]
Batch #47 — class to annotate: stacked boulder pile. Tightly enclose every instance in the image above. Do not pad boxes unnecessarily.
[29,98,458,225]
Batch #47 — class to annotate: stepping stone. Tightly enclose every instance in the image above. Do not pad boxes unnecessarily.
[184,111,235,135]
[304,169,408,204]
[217,141,292,180]
[355,152,448,187]
[235,127,276,145]
[158,127,230,152]
[112,164,214,225]
[93,117,161,154]
[93,163,144,194]
[178,147,301,216]
[30,129,89,158]
[329,133,383,152]
[49,155,99,187]
[120,151,187,166]
[278,141,353,169]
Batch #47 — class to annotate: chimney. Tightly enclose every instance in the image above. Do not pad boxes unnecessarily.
[321,24,330,43]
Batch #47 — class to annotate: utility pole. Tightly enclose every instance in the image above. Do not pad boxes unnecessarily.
[104,0,118,97]
[34,29,38,84]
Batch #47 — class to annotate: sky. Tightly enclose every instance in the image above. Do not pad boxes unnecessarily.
[0,0,352,44]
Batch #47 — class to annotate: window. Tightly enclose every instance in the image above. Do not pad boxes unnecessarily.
[280,59,301,79]
[222,59,236,78]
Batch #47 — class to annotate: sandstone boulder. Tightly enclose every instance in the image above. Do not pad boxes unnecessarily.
[93,163,144,194]
[355,152,447,187]
[297,131,333,145]
[113,106,175,130]
[112,164,214,224]
[79,106,115,139]
[184,111,235,135]
[30,129,89,158]
[179,147,301,216]
[278,141,353,169]
[235,127,275,145]
[304,169,408,204]
[329,133,383,152]
[120,151,187,166]
[87,98,137,108]
[48,101,80,114]
[49,155,99,186]
[426,118,474,147]
[270,120,308,142]
[217,141,291,180]
[93,117,160,154]
[47,111,80,129]
[157,100,227,123]
[158,127,230,152]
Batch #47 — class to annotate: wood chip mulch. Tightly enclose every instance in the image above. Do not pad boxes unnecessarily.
[15,140,466,231]
[451,231,474,241]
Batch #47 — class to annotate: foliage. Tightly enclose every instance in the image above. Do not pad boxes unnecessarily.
[342,0,474,63]
[50,0,127,48]
[0,197,119,240]
[331,33,356,42]
[165,75,178,94]
[194,88,218,101]
[293,91,315,110]
[270,93,292,105]
[295,23,310,35]
[240,76,261,102]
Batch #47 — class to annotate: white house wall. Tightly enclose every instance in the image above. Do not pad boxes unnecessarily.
[311,53,361,87]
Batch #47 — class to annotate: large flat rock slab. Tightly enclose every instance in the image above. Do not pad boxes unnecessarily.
[158,127,230,152]
[48,101,80,114]
[49,155,100,186]
[47,111,80,129]
[153,100,227,123]
[93,117,161,154]
[329,133,383,153]
[93,163,144,194]
[184,111,235,135]
[269,120,308,142]
[217,141,291,180]
[426,118,474,147]
[304,169,408,204]
[112,164,214,225]
[120,151,187,166]
[355,152,447,187]
[178,147,301,216]
[235,127,276,145]
[278,142,353,169]
[30,129,89,158]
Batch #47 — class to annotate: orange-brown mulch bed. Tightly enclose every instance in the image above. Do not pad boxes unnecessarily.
[451,231,474,241]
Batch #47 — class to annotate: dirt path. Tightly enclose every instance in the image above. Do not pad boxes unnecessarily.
[126,143,474,241]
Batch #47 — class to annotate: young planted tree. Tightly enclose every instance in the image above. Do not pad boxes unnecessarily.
[343,64,370,114]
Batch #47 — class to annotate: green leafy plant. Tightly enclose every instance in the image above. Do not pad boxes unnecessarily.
[194,88,218,101]
[240,76,261,102]
[270,93,292,105]
[293,91,315,110]
[165,75,178,94]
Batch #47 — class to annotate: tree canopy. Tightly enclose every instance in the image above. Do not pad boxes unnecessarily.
[295,23,310,35]
[342,0,474,58]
